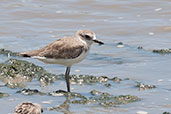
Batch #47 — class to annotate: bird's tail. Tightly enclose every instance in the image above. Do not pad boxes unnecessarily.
[19,49,43,58]
[19,53,31,57]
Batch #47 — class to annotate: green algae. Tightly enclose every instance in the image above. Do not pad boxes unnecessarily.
[17,88,46,95]
[0,59,58,88]
[136,83,156,90]
[5,82,25,89]
[0,92,9,98]
[70,74,109,85]
[111,77,122,83]
[104,83,111,87]
[163,112,171,114]
[49,90,140,107]
[0,48,19,57]
[69,74,122,85]
[153,49,171,54]
[89,90,140,107]
[48,90,67,96]
[0,58,124,88]
[72,90,140,106]
[48,99,71,113]
[90,90,102,95]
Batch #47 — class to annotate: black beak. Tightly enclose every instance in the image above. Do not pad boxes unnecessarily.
[93,39,104,45]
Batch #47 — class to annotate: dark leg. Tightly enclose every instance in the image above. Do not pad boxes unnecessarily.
[65,67,71,92]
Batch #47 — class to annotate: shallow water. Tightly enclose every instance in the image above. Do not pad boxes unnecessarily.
[0,0,171,114]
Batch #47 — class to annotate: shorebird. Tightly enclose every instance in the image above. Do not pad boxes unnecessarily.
[14,102,43,114]
[20,30,104,92]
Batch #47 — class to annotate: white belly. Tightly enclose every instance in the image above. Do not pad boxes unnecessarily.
[32,50,89,67]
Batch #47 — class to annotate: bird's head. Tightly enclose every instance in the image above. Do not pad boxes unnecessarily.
[76,30,104,46]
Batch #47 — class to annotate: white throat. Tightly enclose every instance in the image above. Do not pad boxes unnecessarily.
[78,36,93,47]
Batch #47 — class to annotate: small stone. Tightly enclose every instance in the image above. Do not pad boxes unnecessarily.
[117,42,124,48]
[136,111,148,114]
[154,8,162,12]
[48,90,67,96]
[136,83,156,90]
[158,79,164,82]
[90,90,102,95]
[99,76,109,83]
[104,83,111,88]
[56,11,62,14]
[17,88,45,95]
[111,77,121,83]
[138,46,143,49]
[148,32,154,35]
[42,100,53,104]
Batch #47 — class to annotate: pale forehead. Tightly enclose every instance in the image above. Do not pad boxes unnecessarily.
[77,30,94,35]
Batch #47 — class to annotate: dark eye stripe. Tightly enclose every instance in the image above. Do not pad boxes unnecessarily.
[79,34,92,40]
[84,35,91,40]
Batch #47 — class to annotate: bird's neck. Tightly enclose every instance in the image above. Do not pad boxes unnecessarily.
[77,36,93,47]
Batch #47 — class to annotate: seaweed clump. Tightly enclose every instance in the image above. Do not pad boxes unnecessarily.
[70,74,109,85]
[89,90,140,107]
[0,59,58,88]
[69,74,122,85]
[0,92,9,98]
[136,83,156,90]
[0,48,19,57]
[153,49,171,54]
[163,112,171,114]
[17,88,45,95]
[49,90,140,107]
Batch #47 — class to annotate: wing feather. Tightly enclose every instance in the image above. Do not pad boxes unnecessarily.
[38,38,87,59]
[20,37,88,59]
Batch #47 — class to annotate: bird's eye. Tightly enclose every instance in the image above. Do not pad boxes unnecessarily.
[84,35,91,40]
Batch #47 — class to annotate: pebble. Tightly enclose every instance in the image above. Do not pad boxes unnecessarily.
[154,8,162,12]
[42,100,53,104]
[136,111,148,114]
[138,46,143,50]
[56,11,62,14]
[117,42,124,48]
[158,79,163,82]
[148,32,154,35]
